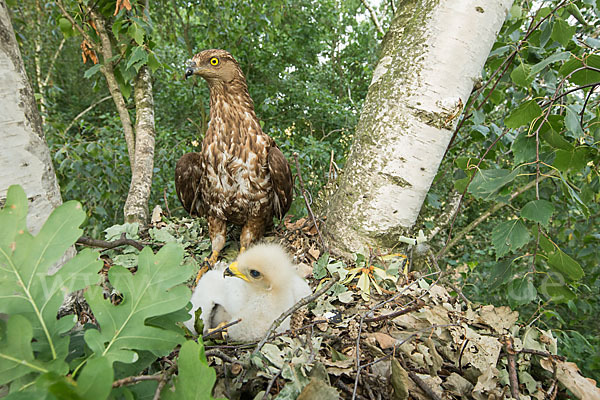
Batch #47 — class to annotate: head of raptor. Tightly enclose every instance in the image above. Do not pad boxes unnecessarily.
[184,49,245,86]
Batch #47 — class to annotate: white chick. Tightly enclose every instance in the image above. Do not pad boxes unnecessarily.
[184,243,312,341]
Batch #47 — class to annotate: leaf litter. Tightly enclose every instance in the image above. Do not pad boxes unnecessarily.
[66,213,600,400]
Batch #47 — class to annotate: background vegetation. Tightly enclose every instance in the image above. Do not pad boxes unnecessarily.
[7,0,600,385]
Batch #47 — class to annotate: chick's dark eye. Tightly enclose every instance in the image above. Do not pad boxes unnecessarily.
[249,269,261,278]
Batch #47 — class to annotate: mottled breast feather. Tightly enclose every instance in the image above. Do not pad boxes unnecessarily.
[188,50,293,228]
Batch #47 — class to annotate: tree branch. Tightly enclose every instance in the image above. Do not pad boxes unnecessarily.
[43,38,66,88]
[88,8,136,173]
[112,374,162,388]
[77,232,145,251]
[64,95,112,134]
[436,175,551,259]
[359,0,384,35]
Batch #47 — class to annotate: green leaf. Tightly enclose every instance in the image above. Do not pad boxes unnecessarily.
[554,148,589,171]
[558,173,589,217]
[313,253,329,279]
[547,249,584,281]
[510,63,533,87]
[566,4,586,26]
[75,357,113,400]
[542,281,576,304]
[0,186,102,366]
[521,200,554,227]
[491,219,531,259]
[84,64,102,79]
[127,23,145,46]
[512,133,536,164]
[84,243,193,365]
[0,315,49,386]
[504,100,542,129]
[126,46,148,72]
[538,115,572,150]
[509,278,537,306]
[564,106,584,139]
[58,18,72,34]
[559,55,600,85]
[528,51,570,76]
[551,19,576,47]
[147,52,161,73]
[162,340,223,400]
[468,168,520,200]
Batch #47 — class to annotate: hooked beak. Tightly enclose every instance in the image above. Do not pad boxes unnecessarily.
[224,261,250,282]
[184,60,196,79]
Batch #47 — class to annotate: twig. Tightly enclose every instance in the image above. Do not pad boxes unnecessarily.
[205,349,237,364]
[352,274,443,400]
[363,301,424,323]
[579,83,598,128]
[292,153,327,252]
[112,374,162,388]
[152,364,177,400]
[360,375,376,400]
[437,175,552,259]
[254,275,340,354]
[406,368,443,400]
[336,380,369,400]
[77,232,145,251]
[428,191,462,241]
[63,95,112,134]
[262,368,282,400]
[518,348,565,361]
[202,318,242,340]
[503,336,520,400]
[359,0,385,35]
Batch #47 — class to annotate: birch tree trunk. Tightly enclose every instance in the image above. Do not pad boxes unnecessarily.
[325,0,513,255]
[124,65,155,224]
[0,0,63,234]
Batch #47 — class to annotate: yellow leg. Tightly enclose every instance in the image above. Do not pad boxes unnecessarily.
[194,250,220,285]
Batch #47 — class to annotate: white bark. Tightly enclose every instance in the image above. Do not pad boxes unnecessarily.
[0,0,64,234]
[325,0,513,255]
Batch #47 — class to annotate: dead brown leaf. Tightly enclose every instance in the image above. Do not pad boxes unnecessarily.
[540,358,600,400]
[114,0,132,16]
[370,332,397,349]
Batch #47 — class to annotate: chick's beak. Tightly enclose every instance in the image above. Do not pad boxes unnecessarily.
[224,261,250,282]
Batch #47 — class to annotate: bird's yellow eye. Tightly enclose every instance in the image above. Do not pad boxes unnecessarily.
[210,57,219,66]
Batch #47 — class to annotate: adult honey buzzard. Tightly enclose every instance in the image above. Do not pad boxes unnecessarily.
[176,49,293,275]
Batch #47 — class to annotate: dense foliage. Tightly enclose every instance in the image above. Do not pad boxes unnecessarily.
[426,0,600,379]
[0,185,221,398]
[8,0,600,384]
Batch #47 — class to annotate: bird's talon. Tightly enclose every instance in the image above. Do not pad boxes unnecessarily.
[194,264,210,285]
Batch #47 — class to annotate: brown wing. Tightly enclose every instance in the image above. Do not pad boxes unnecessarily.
[268,144,293,219]
[175,152,205,216]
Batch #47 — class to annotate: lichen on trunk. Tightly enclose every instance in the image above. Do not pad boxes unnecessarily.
[325,0,513,256]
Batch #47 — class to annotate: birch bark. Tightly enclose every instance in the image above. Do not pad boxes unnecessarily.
[325,0,513,255]
[0,0,63,235]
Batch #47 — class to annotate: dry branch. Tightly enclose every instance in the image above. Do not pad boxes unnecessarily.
[76,232,145,251]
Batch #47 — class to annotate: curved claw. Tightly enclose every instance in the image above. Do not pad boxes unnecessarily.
[194,250,220,285]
